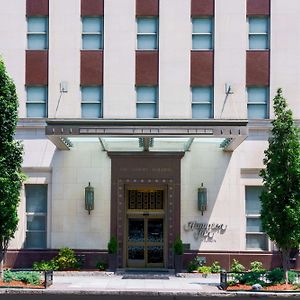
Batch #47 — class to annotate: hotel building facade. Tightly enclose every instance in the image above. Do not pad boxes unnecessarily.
[1,0,299,270]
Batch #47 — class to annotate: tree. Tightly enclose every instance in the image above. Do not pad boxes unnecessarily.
[0,58,25,278]
[260,88,300,283]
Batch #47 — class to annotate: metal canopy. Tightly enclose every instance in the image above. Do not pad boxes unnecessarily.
[45,119,248,152]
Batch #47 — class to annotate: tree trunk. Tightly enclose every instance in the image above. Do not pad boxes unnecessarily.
[281,248,290,284]
[0,250,4,280]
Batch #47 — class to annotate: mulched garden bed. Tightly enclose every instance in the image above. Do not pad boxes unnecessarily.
[0,280,45,289]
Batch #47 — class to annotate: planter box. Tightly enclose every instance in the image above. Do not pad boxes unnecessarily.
[108,254,117,272]
[174,255,183,274]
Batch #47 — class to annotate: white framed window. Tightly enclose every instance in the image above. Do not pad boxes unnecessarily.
[26,86,47,118]
[25,184,47,249]
[27,17,48,50]
[247,86,269,119]
[81,86,102,118]
[192,17,213,50]
[248,17,269,50]
[192,86,213,119]
[82,17,103,50]
[245,186,268,251]
[137,18,158,50]
[136,86,157,118]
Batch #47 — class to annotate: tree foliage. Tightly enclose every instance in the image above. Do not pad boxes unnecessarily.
[0,58,25,266]
[260,88,300,280]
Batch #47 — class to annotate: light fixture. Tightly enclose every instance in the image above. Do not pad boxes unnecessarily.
[85,182,94,214]
[198,183,207,215]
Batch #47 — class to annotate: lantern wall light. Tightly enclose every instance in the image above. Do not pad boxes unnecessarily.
[198,183,207,215]
[85,182,94,214]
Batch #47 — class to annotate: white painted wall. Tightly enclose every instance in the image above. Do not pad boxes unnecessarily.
[214,0,247,120]
[48,0,81,118]
[270,0,300,119]
[103,0,136,118]
[159,0,191,118]
[0,0,26,117]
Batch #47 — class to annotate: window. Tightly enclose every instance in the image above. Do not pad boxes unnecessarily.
[25,184,47,249]
[26,86,47,118]
[247,87,269,119]
[192,18,213,50]
[27,17,48,50]
[81,86,102,118]
[192,87,213,118]
[136,86,157,118]
[245,186,268,250]
[248,17,269,50]
[82,17,103,50]
[137,18,158,50]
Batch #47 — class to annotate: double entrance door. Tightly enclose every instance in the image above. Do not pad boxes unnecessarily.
[125,188,165,268]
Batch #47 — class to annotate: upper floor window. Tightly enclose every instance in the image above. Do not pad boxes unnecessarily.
[136,86,158,118]
[82,17,103,50]
[26,86,48,118]
[27,17,48,50]
[192,86,213,119]
[25,184,47,249]
[248,17,269,50]
[192,17,213,50]
[247,86,269,119]
[245,186,268,251]
[137,18,158,50]
[81,86,103,118]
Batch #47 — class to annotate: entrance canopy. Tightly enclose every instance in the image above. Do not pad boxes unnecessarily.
[45,119,248,152]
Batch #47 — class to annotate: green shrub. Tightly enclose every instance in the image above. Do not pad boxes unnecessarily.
[173,237,184,255]
[288,271,297,284]
[96,262,108,271]
[3,270,41,285]
[33,260,59,271]
[54,247,79,270]
[198,266,211,274]
[249,261,265,273]
[230,259,245,273]
[187,256,205,273]
[266,268,284,284]
[211,261,222,273]
[107,236,118,254]
[239,272,266,286]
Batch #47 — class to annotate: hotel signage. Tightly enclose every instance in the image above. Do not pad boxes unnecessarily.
[184,221,227,242]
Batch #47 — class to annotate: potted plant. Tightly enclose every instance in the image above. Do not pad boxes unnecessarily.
[173,237,184,274]
[107,236,118,272]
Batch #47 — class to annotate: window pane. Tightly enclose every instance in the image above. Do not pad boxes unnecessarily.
[137,18,157,33]
[83,35,102,50]
[27,86,47,102]
[137,35,157,50]
[25,231,46,249]
[82,103,101,118]
[245,186,262,214]
[27,215,46,231]
[247,218,263,232]
[25,185,47,213]
[137,103,156,118]
[192,104,211,119]
[248,104,267,119]
[248,87,268,103]
[192,87,212,102]
[246,234,268,250]
[83,17,102,32]
[28,34,47,50]
[249,18,268,33]
[193,18,212,33]
[26,103,46,118]
[192,35,212,50]
[28,17,47,32]
[82,86,102,102]
[249,35,268,50]
[137,87,157,102]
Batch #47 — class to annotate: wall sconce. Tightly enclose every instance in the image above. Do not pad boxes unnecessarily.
[85,182,94,214]
[198,183,207,215]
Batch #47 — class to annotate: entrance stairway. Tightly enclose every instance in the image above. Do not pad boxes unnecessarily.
[117,268,174,279]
